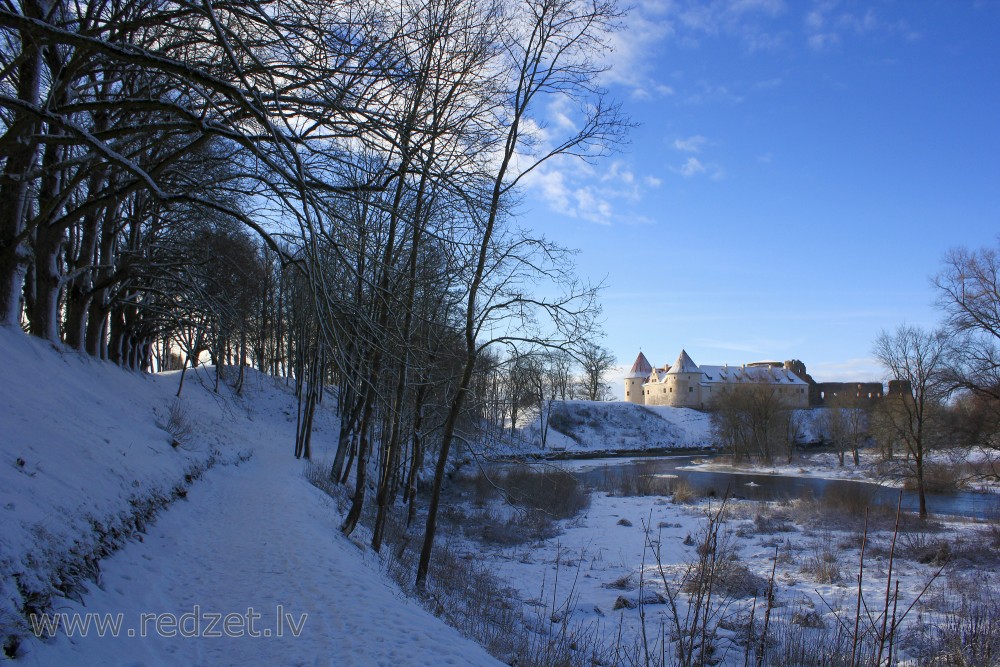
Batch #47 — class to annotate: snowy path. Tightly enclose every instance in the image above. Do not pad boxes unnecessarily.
[21,396,500,667]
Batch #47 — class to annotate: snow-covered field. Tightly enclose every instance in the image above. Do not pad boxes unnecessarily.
[445,457,1000,665]
[0,328,499,666]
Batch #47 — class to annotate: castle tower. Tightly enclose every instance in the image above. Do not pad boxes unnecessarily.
[624,351,653,404]
[665,349,701,407]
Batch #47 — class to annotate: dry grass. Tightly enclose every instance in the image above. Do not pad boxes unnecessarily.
[907,581,1000,666]
[161,399,194,447]
[800,540,842,584]
[671,479,698,504]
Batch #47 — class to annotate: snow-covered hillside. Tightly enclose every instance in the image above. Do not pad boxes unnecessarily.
[516,400,829,456]
[519,400,716,454]
[0,328,499,666]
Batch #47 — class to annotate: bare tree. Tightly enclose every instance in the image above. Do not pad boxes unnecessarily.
[824,393,871,467]
[872,325,950,518]
[414,0,627,589]
[934,243,1000,442]
[711,383,794,465]
[577,341,615,401]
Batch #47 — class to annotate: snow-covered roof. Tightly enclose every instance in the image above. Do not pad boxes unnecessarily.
[666,349,699,375]
[627,351,653,378]
[700,365,807,385]
[637,349,808,387]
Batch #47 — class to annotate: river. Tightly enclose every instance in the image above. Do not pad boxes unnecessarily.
[560,456,1000,520]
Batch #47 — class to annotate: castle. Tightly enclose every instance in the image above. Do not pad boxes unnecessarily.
[624,350,809,409]
[624,350,886,409]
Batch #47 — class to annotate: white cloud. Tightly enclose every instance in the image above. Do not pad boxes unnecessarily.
[729,0,786,15]
[600,0,677,99]
[547,95,578,132]
[752,77,783,91]
[516,116,551,148]
[522,155,660,225]
[805,8,825,31]
[673,135,708,153]
[525,167,571,211]
[574,188,614,225]
[669,156,725,179]
[602,161,635,184]
[807,31,839,50]
[685,82,745,105]
[675,0,788,51]
[804,2,912,51]
[677,156,706,176]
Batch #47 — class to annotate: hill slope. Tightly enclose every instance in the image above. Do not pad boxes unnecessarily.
[0,328,499,666]
[519,400,715,453]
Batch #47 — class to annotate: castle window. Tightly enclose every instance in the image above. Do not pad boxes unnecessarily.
[688,386,693,392]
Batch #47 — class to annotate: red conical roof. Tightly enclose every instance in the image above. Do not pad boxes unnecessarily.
[627,351,653,378]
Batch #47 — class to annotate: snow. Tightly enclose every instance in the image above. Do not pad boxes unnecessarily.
[0,327,500,666]
[517,400,716,454]
[449,458,998,664]
[515,400,825,458]
[4,324,995,665]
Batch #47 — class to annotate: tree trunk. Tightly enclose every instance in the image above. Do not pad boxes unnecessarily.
[28,219,64,342]
[341,390,375,537]
[914,454,927,519]
[0,1,45,327]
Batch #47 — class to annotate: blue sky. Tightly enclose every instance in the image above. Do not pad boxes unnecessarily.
[518,0,1000,390]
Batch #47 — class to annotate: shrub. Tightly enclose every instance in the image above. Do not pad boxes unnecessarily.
[800,541,842,584]
[820,483,875,519]
[602,573,636,591]
[589,468,674,497]
[498,467,590,521]
[162,399,193,447]
[672,479,698,504]
[899,531,953,566]
[709,556,768,599]
[754,511,796,534]
[682,539,767,600]
[907,583,1000,666]
[905,463,962,494]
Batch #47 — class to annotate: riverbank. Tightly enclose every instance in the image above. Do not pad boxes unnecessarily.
[684,448,1000,496]
[445,456,1000,665]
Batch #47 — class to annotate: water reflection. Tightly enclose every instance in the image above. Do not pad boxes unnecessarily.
[565,457,1000,520]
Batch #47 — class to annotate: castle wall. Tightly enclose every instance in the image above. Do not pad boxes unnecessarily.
[643,373,709,408]
[624,376,645,404]
[637,374,809,409]
[625,351,812,409]
[813,382,884,405]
